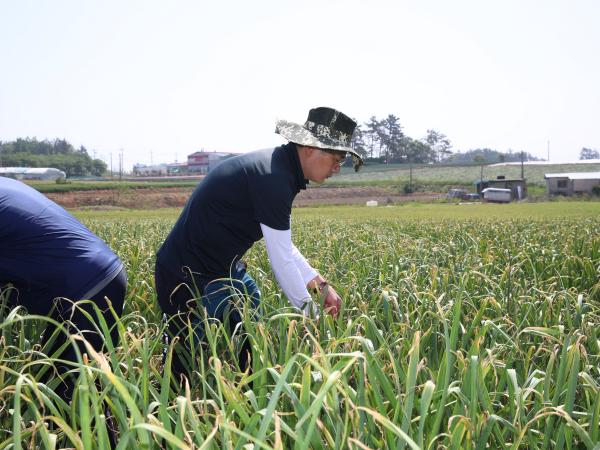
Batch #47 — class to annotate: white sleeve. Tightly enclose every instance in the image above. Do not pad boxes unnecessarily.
[291,243,319,285]
[260,223,315,314]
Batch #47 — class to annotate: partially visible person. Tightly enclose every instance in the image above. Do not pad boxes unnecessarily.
[155,106,363,381]
[0,176,127,400]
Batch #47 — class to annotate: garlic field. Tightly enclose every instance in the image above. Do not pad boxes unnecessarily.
[1,204,599,449]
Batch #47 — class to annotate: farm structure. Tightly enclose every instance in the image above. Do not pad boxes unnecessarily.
[187,151,235,174]
[0,167,66,181]
[166,162,188,175]
[481,187,512,203]
[131,151,239,177]
[475,176,527,200]
[132,163,169,177]
[544,172,600,196]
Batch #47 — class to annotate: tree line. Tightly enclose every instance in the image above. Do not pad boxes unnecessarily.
[579,148,599,160]
[0,138,107,177]
[350,114,541,164]
[3,130,592,178]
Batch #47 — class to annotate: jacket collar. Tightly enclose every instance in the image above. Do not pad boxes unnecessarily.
[284,142,308,192]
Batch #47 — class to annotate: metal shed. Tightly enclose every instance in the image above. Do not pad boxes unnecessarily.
[544,172,600,196]
[476,177,527,200]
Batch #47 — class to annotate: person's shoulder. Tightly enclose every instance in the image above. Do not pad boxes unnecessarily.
[0,176,32,192]
[234,147,277,176]
[0,177,49,209]
[240,147,277,165]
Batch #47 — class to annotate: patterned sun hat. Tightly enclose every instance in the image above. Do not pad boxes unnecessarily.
[275,107,364,171]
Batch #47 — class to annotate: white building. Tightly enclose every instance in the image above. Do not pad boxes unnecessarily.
[132,163,169,177]
[187,151,233,174]
[544,172,600,196]
[0,167,66,181]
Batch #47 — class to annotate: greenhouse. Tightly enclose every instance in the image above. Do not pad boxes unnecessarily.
[0,166,66,181]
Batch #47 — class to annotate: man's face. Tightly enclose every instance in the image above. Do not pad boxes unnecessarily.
[305,148,346,183]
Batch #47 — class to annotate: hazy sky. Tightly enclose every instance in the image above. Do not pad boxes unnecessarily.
[1,1,599,169]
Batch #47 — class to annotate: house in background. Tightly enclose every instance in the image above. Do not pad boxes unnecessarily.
[187,151,234,174]
[132,149,242,177]
[544,172,600,196]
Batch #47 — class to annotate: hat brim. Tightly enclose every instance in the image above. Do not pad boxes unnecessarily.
[275,119,363,163]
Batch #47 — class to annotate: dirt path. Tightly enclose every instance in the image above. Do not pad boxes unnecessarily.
[46,186,442,209]
[295,187,442,206]
[46,187,193,209]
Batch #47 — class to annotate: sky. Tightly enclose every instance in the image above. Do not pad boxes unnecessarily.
[1,0,599,170]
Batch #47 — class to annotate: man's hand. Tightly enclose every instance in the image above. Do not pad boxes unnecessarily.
[308,275,342,318]
[323,284,342,318]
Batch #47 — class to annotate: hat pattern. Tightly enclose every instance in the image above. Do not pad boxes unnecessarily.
[276,107,363,170]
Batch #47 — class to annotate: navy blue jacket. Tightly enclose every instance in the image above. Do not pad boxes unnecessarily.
[0,177,122,314]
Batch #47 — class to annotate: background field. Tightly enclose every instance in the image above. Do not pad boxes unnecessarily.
[332,162,600,189]
[24,162,600,195]
[75,201,600,221]
[1,203,599,448]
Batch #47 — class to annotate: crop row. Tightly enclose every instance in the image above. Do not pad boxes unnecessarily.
[1,216,598,448]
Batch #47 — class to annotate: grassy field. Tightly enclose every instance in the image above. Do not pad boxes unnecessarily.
[22,161,600,194]
[1,203,599,448]
[27,179,199,193]
[74,201,600,221]
[331,162,600,188]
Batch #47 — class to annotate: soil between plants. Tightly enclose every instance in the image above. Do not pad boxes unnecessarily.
[45,186,442,210]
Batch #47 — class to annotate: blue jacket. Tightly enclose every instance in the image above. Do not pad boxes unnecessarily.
[0,177,122,314]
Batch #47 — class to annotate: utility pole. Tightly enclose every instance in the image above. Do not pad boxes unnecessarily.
[110,152,113,179]
[119,148,123,181]
[520,151,525,180]
[547,140,550,162]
